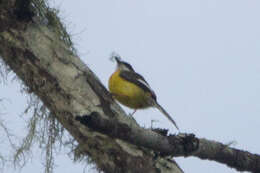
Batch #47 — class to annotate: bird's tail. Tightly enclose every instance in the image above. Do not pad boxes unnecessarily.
[154,102,179,130]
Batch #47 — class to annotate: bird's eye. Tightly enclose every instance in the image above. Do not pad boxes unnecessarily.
[123,62,134,71]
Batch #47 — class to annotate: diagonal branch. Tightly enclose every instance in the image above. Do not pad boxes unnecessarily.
[76,112,260,173]
[1,1,259,173]
[194,138,260,173]
[0,1,183,173]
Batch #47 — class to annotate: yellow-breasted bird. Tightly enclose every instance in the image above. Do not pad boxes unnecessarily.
[108,54,179,130]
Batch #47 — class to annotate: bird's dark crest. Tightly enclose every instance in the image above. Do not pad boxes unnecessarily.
[110,52,135,71]
[121,61,134,71]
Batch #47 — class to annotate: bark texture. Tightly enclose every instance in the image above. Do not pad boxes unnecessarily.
[1,1,260,173]
[0,1,183,173]
[76,112,260,173]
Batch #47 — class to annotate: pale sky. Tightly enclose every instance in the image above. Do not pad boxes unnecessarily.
[2,0,260,172]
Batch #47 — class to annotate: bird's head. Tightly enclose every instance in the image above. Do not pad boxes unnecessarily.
[111,53,134,72]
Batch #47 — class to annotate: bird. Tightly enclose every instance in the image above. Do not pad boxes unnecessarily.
[108,53,179,130]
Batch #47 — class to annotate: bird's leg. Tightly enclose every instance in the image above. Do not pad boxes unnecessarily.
[130,109,137,117]
[108,92,116,99]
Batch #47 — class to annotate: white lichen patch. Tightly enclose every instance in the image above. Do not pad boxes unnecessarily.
[50,60,78,81]
[116,139,144,157]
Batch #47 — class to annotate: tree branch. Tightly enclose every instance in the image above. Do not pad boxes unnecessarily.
[194,138,260,173]
[0,1,183,173]
[1,1,259,173]
[76,112,260,173]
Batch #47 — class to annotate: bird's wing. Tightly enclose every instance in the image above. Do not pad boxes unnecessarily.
[120,71,179,130]
[119,71,157,100]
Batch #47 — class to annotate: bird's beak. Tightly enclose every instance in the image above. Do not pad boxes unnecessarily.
[114,56,121,64]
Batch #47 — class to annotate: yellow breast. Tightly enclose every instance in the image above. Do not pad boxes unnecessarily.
[108,70,150,109]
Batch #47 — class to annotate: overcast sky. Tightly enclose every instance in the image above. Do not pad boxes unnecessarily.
[2,0,260,172]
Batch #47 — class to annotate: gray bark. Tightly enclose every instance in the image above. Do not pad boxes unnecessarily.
[0,1,183,173]
[1,1,260,173]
